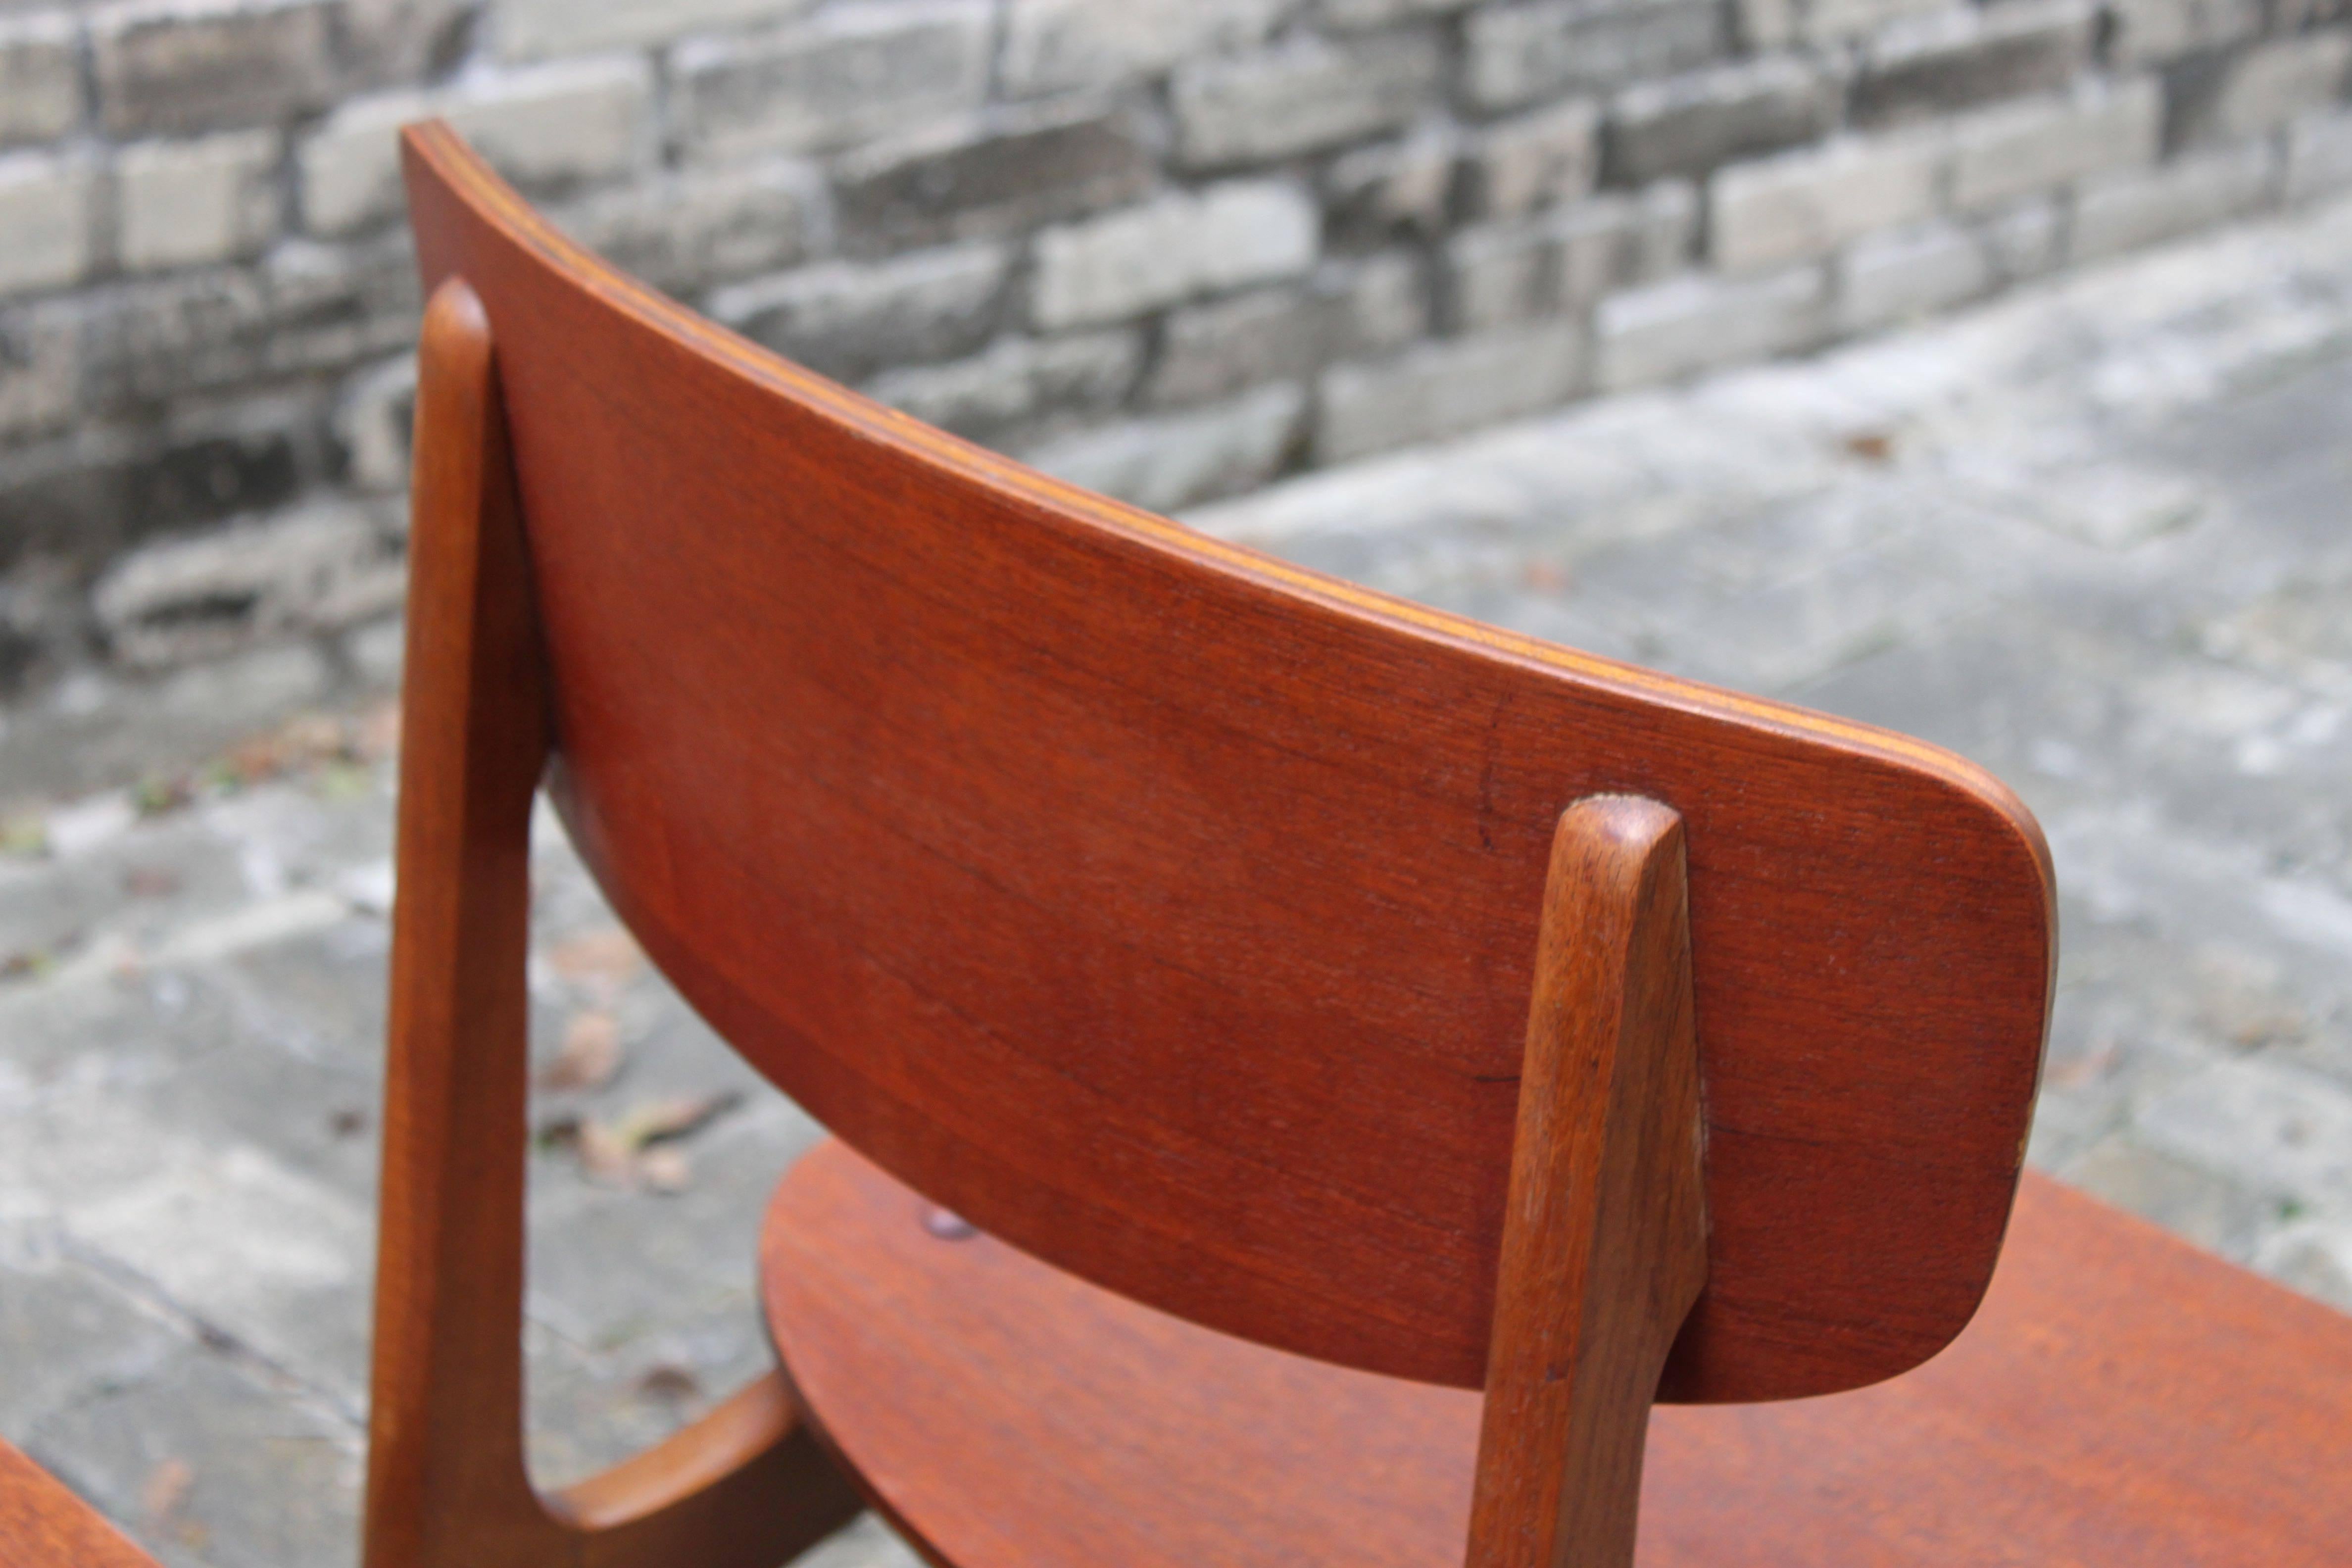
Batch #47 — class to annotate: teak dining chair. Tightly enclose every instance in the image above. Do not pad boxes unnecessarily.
[369,120,2352,1568]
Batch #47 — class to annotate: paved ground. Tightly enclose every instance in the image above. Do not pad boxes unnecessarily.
[6,190,2352,1565]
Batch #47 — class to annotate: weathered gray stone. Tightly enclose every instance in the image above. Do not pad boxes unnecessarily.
[0,151,95,299]
[671,0,991,161]
[2071,140,2275,261]
[1594,262,1826,388]
[555,158,823,299]
[1447,190,1695,329]
[332,352,415,494]
[2287,108,2352,201]
[0,12,80,147]
[1029,182,1318,330]
[1709,130,1946,273]
[1171,31,1445,168]
[1980,195,2062,280]
[1948,78,2162,212]
[2205,31,2352,143]
[834,100,1157,254]
[708,242,1011,383]
[77,266,273,407]
[1022,382,1306,510]
[1852,0,2094,128]
[1325,122,1459,239]
[1447,222,1552,331]
[341,608,403,686]
[1317,0,1474,26]
[2137,1058,2352,1210]
[115,129,280,273]
[1556,182,1698,302]
[1792,0,1945,46]
[335,0,471,88]
[300,57,654,235]
[4,422,303,589]
[1327,251,1433,355]
[2062,1136,2275,1258]
[1605,54,1841,185]
[1457,98,1601,221]
[1145,253,1426,406]
[0,1251,185,1434]
[864,329,1142,441]
[31,1341,363,1568]
[1317,320,1587,460]
[1464,0,1727,111]
[92,0,336,138]
[1837,219,1989,331]
[1000,0,1285,96]
[1738,0,1799,48]
[496,0,812,60]
[255,232,422,376]
[92,501,403,667]
[2107,0,2260,67]
[0,299,79,441]
[46,407,320,552]
[62,1133,374,1404]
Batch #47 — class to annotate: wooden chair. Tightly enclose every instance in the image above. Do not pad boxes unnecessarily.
[371,120,2352,1568]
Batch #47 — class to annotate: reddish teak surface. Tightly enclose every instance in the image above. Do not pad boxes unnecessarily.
[1465,799,1707,1568]
[398,118,2052,1405]
[0,1441,159,1568]
[765,1153,2352,1568]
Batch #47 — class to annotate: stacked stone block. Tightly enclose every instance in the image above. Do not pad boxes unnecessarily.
[2,0,2351,690]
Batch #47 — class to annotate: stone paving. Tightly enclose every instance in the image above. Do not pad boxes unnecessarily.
[6,190,2352,1565]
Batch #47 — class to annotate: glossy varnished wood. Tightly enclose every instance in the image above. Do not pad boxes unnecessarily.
[764,1155,2352,1568]
[0,1442,159,1568]
[360,277,859,1568]
[1467,798,1705,1568]
[400,120,2054,1402]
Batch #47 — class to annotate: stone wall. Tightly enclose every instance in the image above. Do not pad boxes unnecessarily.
[4,0,2352,690]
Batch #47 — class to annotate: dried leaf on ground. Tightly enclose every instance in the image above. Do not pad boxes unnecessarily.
[547,927,645,996]
[541,1011,624,1091]
[571,1092,741,1188]
[637,1145,693,1193]
[141,1457,193,1524]
[355,700,401,761]
[578,1119,638,1185]
[613,1091,741,1149]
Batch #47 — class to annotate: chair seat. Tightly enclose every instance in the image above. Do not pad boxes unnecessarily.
[762,1140,2352,1568]
[0,1441,158,1566]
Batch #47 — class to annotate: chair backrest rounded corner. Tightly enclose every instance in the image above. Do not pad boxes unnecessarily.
[402,129,2057,1404]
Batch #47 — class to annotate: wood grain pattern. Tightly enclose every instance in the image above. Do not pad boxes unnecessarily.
[0,1441,159,1568]
[763,1153,2352,1568]
[400,119,2055,1404]
[360,276,860,1568]
[1466,798,1706,1568]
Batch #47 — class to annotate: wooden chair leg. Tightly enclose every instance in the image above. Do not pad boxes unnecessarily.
[1464,796,1709,1568]
[361,277,862,1568]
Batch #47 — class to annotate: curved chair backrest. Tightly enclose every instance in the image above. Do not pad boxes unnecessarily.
[399,122,2053,1403]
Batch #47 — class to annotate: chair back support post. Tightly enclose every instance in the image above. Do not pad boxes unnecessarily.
[363,274,553,1568]
[361,277,861,1568]
[1466,797,1708,1568]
